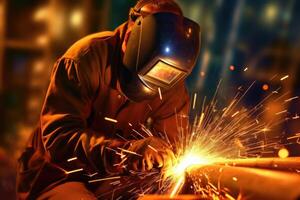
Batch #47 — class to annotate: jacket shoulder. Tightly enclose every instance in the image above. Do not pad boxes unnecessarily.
[62,31,115,60]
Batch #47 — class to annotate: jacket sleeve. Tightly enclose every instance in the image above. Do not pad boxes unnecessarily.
[150,83,190,146]
[41,55,125,177]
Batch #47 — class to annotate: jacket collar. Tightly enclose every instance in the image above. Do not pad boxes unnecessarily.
[104,22,128,95]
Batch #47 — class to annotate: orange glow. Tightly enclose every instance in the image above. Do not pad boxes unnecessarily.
[36,35,48,46]
[33,7,48,22]
[229,65,235,71]
[278,148,289,158]
[146,61,182,84]
[70,9,83,28]
[262,84,269,91]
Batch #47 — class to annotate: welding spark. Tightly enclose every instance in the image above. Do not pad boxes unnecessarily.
[261,127,271,132]
[284,96,299,102]
[67,157,77,162]
[192,93,197,109]
[147,144,158,153]
[89,78,298,199]
[85,172,98,177]
[132,129,146,139]
[155,80,296,198]
[287,133,300,140]
[88,176,121,183]
[116,133,128,141]
[280,75,289,81]
[269,74,278,81]
[140,124,154,137]
[117,147,143,157]
[292,114,300,120]
[231,111,240,117]
[105,146,119,153]
[115,196,122,200]
[110,180,121,185]
[158,87,162,100]
[104,117,118,123]
[275,110,288,115]
[65,168,84,174]
[198,112,205,128]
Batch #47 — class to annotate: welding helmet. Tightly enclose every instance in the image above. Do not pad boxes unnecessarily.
[120,5,200,102]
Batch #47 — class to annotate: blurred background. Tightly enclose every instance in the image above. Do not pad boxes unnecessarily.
[0,0,299,198]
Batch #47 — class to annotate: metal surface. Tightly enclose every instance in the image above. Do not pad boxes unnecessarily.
[138,157,300,199]
[138,195,209,200]
[186,163,300,200]
[216,157,300,172]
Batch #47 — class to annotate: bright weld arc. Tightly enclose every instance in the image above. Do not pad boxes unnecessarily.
[170,176,185,197]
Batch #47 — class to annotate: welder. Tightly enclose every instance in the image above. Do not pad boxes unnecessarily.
[17,0,200,199]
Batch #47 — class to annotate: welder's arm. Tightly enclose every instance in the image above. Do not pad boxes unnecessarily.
[151,83,190,146]
[41,57,126,176]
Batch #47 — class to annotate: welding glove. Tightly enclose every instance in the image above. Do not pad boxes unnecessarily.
[125,136,176,172]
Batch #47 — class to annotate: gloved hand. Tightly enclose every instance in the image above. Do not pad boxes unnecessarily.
[125,137,175,172]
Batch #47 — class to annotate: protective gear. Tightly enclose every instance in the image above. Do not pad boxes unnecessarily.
[121,12,200,102]
[129,0,183,21]
[126,137,176,172]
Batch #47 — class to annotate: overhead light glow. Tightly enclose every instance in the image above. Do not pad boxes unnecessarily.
[33,7,48,22]
[36,35,48,46]
[264,4,278,23]
[70,9,83,28]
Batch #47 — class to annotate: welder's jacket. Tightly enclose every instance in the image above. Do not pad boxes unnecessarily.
[17,23,189,199]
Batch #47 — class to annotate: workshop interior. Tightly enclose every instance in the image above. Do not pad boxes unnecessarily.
[0,0,300,199]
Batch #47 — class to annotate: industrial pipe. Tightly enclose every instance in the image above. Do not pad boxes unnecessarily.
[216,157,300,172]
[185,164,300,200]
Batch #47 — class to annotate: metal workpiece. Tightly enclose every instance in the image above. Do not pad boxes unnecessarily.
[216,157,300,172]
[185,163,300,200]
[138,195,210,200]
